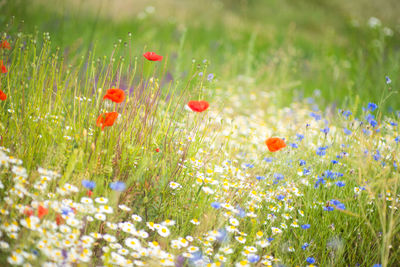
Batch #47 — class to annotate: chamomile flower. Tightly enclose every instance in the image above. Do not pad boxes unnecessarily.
[256,240,271,248]
[8,251,24,265]
[118,204,131,211]
[190,219,200,225]
[132,214,142,222]
[95,197,108,204]
[137,230,149,238]
[162,219,175,226]
[235,260,249,267]
[235,236,246,244]
[271,227,282,235]
[157,226,171,237]
[103,234,117,243]
[106,222,118,230]
[229,217,239,226]
[94,213,106,221]
[90,232,102,239]
[255,231,263,239]
[169,182,181,189]
[146,222,156,230]
[98,205,113,214]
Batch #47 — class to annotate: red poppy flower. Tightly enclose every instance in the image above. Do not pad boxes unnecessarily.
[155,148,160,152]
[265,137,286,152]
[1,40,11,50]
[24,208,34,217]
[103,88,125,103]
[0,90,6,101]
[188,100,209,112]
[38,205,48,219]
[0,60,7,74]
[56,214,64,225]
[86,190,93,197]
[143,52,163,61]
[96,112,119,130]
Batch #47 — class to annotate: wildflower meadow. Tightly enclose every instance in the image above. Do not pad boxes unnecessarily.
[0,0,399,266]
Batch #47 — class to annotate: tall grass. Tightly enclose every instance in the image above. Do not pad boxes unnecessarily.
[0,3,399,267]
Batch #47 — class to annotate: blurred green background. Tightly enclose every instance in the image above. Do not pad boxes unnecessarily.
[1,0,400,110]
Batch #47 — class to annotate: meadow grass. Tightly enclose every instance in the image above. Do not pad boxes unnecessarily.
[2,0,400,108]
[0,1,399,266]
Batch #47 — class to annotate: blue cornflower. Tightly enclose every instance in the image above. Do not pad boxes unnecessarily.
[314,176,326,188]
[368,102,378,111]
[256,176,265,181]
[316,146,328,156]
[363,129,371,136]
[267,237,274,242]
[336,181,345,187]
[236,206,246,218]
[299,160,306,166]
[316,148,326,156]
[211,202,221,209]
[277,195,285,200]
[343,128,352,135]
[248,254,260,263]
[366,114,375,122]
[82,180,96,190]
[306,97,314,104]
[320,127,330,134]
[394,160,398,170]
[306,257,315,264]
[274,173,284,180]
[296,133,304,141]
[365,114,378,127]
[342,110,352,118]
[301,224,311,229]
[243,163,254,168]
[330,199,340,205]
[390,122,398,126]
[109,181,126,191]
[373,150,381,161]
[323,206,334,211]
[310,112,321,121]
[331,160,338,164]
[216,228,228,242]
[325,170,335,179]
[385,76,391,84]
[365,113,374,122]
[264,157,274,162]
[62,249,68,259]
[62,206,73,215]
[207,73,214,81]
[289,143,298,148]
[336,203,346,210]
[302,243,309,250]
[190,251,203,261]
[303,168,311,175]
